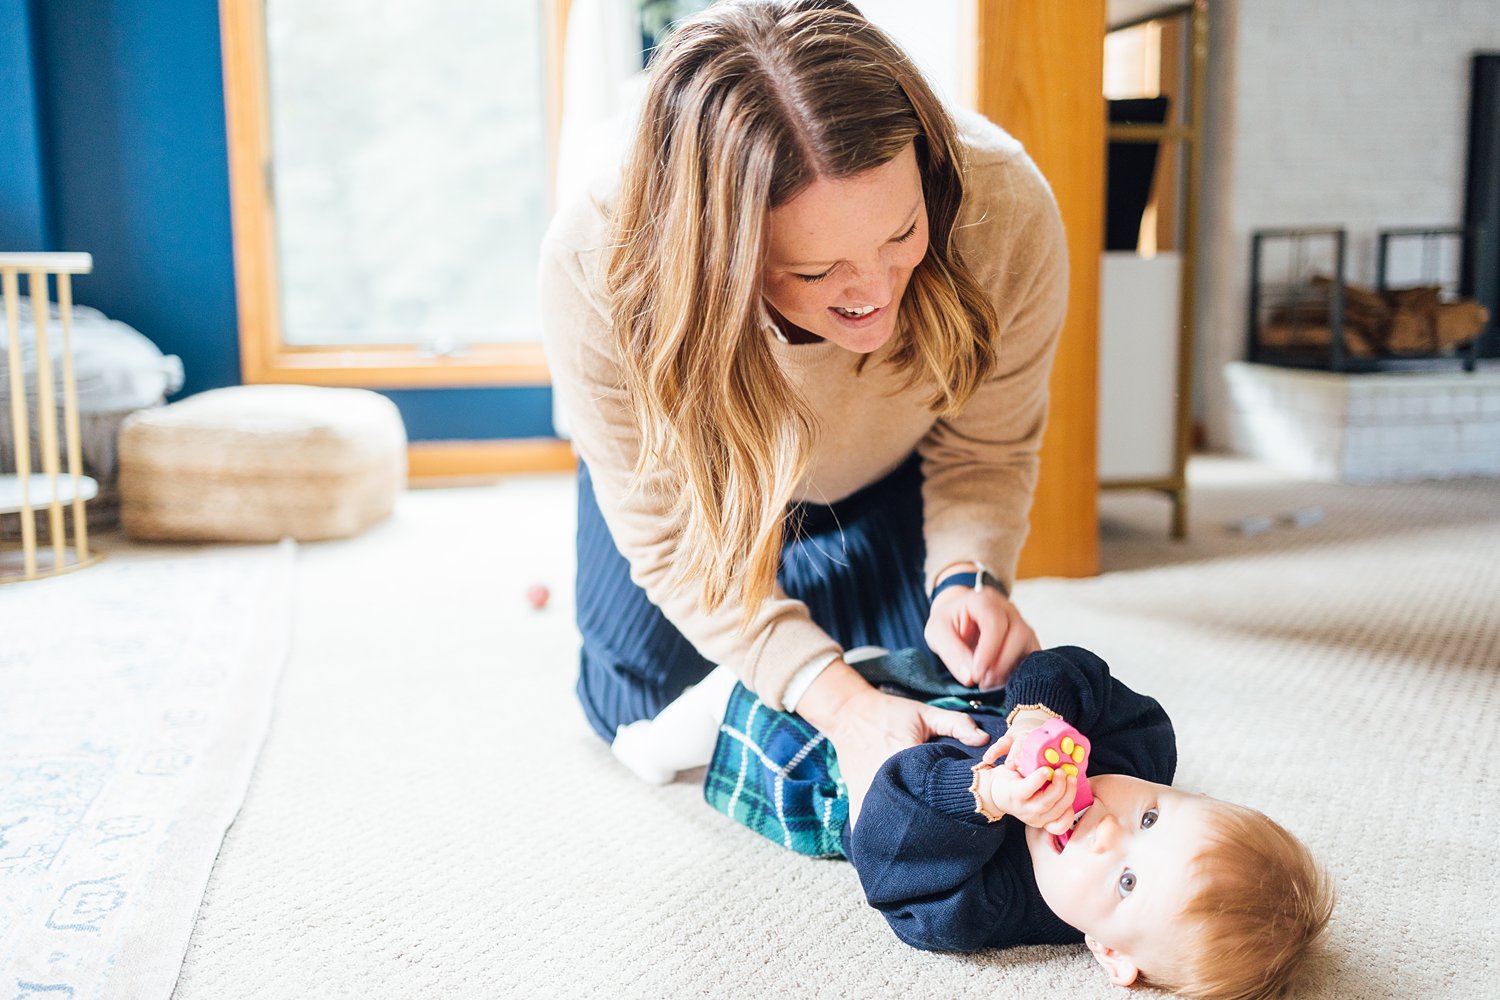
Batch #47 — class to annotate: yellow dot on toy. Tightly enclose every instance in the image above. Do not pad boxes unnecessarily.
[1062,763,1078,777]
[1040,767,1054,782]
[1072,746,1086,764]
[1044,748,1061,765]
[1061,736,1075,755]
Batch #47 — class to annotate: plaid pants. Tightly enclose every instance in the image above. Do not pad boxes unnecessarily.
[702,648,1004,857]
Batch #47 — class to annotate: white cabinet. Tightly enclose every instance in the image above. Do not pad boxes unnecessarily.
[1098,251,1183,482]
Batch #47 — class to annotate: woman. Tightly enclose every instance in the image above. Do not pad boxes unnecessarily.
[540,0,1067,817]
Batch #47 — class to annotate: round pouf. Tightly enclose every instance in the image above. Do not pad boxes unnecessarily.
[118,385,406,542]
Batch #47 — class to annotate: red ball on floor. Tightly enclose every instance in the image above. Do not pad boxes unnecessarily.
[526,583,550,610]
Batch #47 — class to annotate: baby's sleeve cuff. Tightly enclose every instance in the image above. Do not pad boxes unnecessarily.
[927,756,1003,826]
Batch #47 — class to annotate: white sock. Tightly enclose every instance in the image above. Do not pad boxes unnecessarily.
[611,665,738,784]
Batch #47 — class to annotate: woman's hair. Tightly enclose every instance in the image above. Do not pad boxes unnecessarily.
[1142,800,1336,1000]
[606,0,998,622]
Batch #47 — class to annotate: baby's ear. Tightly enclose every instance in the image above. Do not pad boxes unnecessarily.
[1084,934,1140,988]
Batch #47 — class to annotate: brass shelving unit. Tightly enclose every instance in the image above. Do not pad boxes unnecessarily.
[1098,0,1207,539]
[1,252,105,582]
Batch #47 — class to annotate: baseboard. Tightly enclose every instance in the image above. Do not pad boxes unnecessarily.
[406,438,576,481]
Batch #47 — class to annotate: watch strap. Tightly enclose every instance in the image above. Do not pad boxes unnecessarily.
[931,564,1005,601]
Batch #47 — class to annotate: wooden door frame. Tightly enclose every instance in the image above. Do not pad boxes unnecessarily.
[972,1,1104,579]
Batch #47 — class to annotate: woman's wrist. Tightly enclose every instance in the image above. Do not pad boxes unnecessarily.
[792,657,873,736]
[932,560,1007,600]
[933,561,979,588]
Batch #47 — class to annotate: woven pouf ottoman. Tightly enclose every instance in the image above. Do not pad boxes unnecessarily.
[118,385,406,542]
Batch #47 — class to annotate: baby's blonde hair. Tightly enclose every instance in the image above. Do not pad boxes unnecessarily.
[606,0,998,624]
[1143,800,1335,1000]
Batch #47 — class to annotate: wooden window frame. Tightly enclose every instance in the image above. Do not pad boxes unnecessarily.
[218,0,568,389]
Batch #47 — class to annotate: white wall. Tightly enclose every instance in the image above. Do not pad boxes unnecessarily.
[857,1,971,112]
[1198,0,1500,449]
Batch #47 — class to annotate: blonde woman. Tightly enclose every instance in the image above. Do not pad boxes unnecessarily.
[541,0,1067,817]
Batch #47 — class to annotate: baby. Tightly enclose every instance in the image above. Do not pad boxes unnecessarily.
[611,645,1334,1000]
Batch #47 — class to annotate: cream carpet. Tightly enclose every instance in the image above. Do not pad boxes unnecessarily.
[1,540,293,1000]
[154,459,1496,999]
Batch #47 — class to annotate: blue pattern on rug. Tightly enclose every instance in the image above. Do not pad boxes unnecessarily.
[0,541,294,999]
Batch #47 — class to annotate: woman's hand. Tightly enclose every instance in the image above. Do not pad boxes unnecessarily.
[796,659,989,827]
[924,584,1039,690]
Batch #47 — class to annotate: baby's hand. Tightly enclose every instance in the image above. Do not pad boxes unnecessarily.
[979,713,1053,769]
[978,762,1079,835]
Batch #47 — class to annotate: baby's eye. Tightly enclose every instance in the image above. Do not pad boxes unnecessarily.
[1141,808,1159,829]
[1118,870,1137,897]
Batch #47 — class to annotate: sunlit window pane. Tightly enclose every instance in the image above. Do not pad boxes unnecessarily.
[265,0,548,348]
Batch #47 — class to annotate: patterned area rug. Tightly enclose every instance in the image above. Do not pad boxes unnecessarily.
[1,540,293,1000]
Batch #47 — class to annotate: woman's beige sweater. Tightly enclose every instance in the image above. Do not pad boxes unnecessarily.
[540,108,1068,711]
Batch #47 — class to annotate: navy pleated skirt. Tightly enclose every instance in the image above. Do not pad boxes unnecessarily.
[574,453,933,742]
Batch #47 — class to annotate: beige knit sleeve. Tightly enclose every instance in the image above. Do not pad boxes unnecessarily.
[539,197,841,710]
[917,149,1070,594]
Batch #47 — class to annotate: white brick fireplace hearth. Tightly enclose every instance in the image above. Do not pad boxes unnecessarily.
[1225,361,1500,483]
[1195,2,1500,450]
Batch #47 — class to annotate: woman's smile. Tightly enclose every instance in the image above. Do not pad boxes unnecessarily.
[830,303,886,327]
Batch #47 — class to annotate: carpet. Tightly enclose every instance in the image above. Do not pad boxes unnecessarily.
[158,464,1499,999]
[1,540,294,1000]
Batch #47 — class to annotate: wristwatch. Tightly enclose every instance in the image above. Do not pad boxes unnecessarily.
[931,564,1006,602]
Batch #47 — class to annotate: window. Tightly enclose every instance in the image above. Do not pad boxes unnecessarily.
[266,1,548,351]
[220,0,565,387]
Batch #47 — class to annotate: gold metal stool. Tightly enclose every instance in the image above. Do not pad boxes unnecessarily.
[1,252,105,582]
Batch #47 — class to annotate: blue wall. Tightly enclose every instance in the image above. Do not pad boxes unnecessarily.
[2,0,552,441]
[0,0,48,249]
[32,0,243,397]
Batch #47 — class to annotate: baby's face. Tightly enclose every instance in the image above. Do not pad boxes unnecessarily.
[1026,773,1211,971]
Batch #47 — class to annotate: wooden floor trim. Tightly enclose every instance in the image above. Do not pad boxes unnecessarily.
[407,439,577,481]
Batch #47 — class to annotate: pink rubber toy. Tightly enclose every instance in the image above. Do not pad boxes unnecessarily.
[1014,719,1094,826]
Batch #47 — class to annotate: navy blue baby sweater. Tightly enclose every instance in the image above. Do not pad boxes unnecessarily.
[843,646,1177,952]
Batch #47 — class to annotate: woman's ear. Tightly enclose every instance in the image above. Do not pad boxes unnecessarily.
[1084,934,1141,988]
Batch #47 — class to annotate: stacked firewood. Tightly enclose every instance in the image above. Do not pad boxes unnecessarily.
[1262,276,1490,357]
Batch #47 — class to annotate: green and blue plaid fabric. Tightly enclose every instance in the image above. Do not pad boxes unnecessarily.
[702,648,1007,858]
[704,681,850,858]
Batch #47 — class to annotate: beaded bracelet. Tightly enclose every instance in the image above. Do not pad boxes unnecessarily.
[969,762,1007,823]
[1005,702,1062,728]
